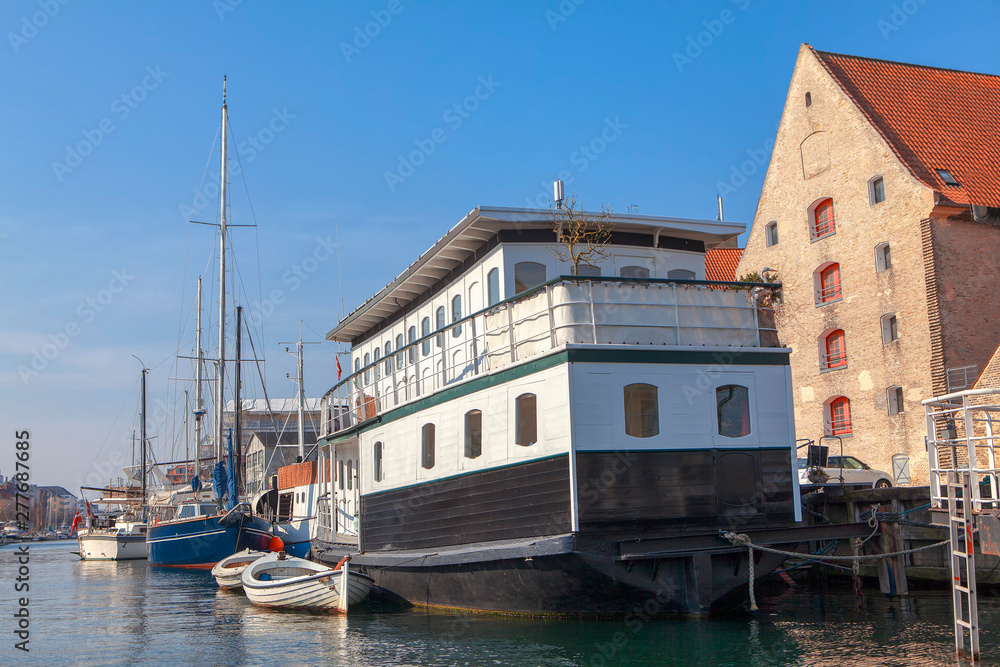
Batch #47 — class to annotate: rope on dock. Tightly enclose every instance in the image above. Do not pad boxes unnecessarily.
[720,530,949,611]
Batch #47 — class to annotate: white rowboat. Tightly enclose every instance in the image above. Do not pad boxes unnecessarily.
[211,549,267,589]
[240,552,373,611]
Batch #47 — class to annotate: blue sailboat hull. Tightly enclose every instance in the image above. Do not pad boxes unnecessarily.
[146,514,273,568]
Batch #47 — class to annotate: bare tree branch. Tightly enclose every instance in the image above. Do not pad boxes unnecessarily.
[548,194,615,275]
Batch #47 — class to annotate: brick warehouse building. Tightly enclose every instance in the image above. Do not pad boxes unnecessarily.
[738,44,1000,483]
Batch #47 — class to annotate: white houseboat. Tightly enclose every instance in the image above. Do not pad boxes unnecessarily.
[312,204,801,615]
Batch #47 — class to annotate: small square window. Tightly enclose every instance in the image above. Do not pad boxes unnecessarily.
[875,243,891,273]
[936,169,960,187]
[765,221,778,247]
[881,314,898,344]
[887,387,904,415]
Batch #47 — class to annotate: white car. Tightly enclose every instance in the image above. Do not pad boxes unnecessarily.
[798,455,893,488]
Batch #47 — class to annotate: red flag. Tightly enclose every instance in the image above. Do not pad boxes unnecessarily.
[70,511,82,536]
[336,356,342,381]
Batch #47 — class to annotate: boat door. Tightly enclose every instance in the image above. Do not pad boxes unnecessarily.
[334,442,360,538]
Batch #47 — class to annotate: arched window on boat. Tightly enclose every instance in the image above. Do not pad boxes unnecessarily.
[354,358,360,375]
[421,423,435,469]
[620,265,650,279]
[363,352,371,384]
[436,306,446,348]
[515,393,537,446]
[465,409,482,459]
[624,383,659,438]
[487,268,501,306]
[384,342,393,376]
[576,264,601,277]
[338,459,345,491]
[407,327,416,364]
[452,295,463,337]
[373,441,383,482]
[421,317,431,356]
[716,385,751,438]
[667,269,696,280]
[514,262,546,294]
[396,334,404,370]
[347,460,353,490]
[374,347,381,381]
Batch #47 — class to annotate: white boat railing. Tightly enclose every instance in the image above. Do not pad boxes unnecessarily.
[924,388,1000,512]
[320,276,780,438]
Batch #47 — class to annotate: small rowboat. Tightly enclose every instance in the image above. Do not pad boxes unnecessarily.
[212,549,267,590]
[240,552,374,612]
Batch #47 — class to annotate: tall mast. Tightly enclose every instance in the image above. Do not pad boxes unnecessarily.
[183,389,189,469]
[140,366,147,522]
[297,322,305,462]
[216,76,228,464]
[194,276,204,485]
[234,306,243,498]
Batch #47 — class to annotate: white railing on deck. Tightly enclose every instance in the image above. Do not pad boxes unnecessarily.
[924,388,1000,512]
[320,276,780,438]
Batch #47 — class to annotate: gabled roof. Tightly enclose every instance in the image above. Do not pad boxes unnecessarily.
[812,46,1000,208]
[327,205,745,343]
[704,247,743,282]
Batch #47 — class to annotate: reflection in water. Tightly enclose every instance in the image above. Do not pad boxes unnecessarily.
[2,541,997,666]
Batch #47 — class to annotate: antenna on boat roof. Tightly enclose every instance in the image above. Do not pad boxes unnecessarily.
[553,179,565,209]
[716,194,724,221]
[222,75,226,105]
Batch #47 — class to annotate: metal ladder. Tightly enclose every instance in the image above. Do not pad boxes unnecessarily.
[947,470,980,661]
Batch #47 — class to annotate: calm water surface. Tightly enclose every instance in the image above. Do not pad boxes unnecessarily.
[4,541,998,666]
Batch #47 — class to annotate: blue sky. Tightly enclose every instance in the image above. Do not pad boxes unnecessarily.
[2,0,998,494]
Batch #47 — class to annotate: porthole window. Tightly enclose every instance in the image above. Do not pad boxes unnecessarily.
[624,383,659,438]
[487,268,501,306]
[514,262,546,293]
[717,385,751,438]
[464,410,482,459]
[515,393,537,446]
[373,442,383,482]
[421,423,435,469]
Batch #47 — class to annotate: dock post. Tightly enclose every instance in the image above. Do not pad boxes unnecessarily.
[338,559,350,613]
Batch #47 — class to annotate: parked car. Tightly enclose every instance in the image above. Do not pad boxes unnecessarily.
[797,455,893,488]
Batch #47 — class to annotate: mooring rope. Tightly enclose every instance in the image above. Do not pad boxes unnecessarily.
[720,530,949,610]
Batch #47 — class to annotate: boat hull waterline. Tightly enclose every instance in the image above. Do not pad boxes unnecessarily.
[77,531,148,561]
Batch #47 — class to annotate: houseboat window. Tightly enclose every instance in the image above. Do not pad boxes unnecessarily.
[765,221,778,247]
[624,383,659,438]
[452,295,462,337]
[374,441,383,481]
[514,262,546,294]
[875,243,891,272]
[716,385,751,438]
[465,409,482,459]
[436,306,445,348]
[338,460,345,491]
[487,268,500,306]
[576,264,601,277]
[396,334,405,370]
[407,327,416,364]
[421,423,435,469]
[667,269,696,280]
[515,393,537,446]
[384,343,393,375]
[421,317,431,356]
[620,265,649,279]
[347,460,353,490]
[364,353,371,384]
[354,358,361,375]
[374,348,381,381]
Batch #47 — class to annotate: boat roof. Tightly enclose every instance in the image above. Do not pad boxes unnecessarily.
[327,205,745,343]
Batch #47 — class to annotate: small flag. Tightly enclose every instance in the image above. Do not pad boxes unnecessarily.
[336,356,342,381]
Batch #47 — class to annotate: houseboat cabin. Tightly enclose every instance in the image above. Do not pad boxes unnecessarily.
[313,205,800,615]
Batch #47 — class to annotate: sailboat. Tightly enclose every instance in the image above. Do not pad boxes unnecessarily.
[145,79,276,568]
[77,366,149,561]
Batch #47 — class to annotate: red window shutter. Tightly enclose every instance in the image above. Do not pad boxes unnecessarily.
[820,264,841,302]
[826,330,847,368]
[813,199,835,238]
[830,397,852,435]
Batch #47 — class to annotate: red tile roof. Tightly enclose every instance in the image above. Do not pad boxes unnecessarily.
[813,46,1000,207]
[705,247,743,282]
